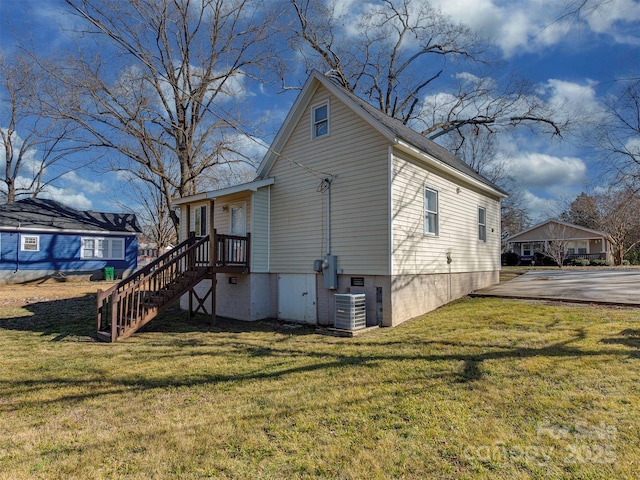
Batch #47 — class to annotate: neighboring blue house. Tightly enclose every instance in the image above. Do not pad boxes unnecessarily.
[0,198,141,283]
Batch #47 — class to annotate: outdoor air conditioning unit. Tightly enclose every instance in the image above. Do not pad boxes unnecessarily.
[334,293,366,330]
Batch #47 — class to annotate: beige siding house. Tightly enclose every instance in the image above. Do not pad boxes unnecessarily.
[505,220,613,265]
[174,71,507,328]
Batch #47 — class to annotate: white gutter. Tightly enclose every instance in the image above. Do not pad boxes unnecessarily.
[0,226,139,236]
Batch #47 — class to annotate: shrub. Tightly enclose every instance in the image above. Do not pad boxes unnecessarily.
[591,258,612,267]
[622,259,631,266]
[570,258,590,267]
[535,252,558,266]
[502,252,519,266]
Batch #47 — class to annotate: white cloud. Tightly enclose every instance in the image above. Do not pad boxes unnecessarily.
[583,0,640,33]
[510,152,588,189]
[521,189,562,222]
[542,78,610,130]
[33,186,93,211]
[431,0,640,57]
[60,170,107,194]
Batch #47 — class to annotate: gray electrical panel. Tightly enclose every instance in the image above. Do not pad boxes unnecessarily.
[323,254,338,290]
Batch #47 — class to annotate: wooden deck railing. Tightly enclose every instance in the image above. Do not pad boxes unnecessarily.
[96,231,250,342]
[97,235,210,342]
[215,232,251,268]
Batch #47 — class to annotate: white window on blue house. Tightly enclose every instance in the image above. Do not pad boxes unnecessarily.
[424,186,439,236]
[311,100,329,139]
[21,235,40,251]
[81,238,125,260]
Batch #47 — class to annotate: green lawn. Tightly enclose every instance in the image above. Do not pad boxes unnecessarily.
[1,290,639,479]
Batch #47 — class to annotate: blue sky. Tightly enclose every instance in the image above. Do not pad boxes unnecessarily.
[1,0,640,221]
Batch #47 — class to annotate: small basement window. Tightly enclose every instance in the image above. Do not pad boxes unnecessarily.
[351,277,365,287]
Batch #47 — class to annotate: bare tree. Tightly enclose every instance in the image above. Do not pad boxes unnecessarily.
[0,53,83,203]
[600,79,640,189]
[285,0,565,142]
[539,222,572,268]
[118,177,177,252]
[44,0,278,234]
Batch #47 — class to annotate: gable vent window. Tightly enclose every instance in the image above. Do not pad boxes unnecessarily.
[312,101,329,139]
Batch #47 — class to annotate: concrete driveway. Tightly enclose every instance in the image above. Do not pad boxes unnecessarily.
[472,269,640,306]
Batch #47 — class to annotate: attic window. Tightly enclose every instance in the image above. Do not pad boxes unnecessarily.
[312,101,329,139]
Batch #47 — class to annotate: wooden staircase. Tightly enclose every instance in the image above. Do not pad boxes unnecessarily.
[97,231,251,342]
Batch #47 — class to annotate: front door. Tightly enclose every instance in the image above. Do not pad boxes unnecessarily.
[278,274,317,324]
[230,204,246,235]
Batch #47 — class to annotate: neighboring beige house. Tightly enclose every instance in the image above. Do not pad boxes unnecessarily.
[505,220,614,264]
[173,71,507,328]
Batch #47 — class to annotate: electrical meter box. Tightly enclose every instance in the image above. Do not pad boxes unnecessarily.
[323,255,338,290]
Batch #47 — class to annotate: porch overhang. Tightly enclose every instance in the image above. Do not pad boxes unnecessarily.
[172,178,275,206]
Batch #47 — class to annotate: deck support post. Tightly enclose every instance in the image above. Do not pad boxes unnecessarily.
[209,200,217,326]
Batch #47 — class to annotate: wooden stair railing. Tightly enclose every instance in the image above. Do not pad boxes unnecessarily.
[96,235,211,342]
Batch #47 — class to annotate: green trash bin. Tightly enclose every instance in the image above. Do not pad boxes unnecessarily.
[104,267,115,281]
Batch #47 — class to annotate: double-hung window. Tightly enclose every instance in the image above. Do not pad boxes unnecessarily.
[478,206,487,242]
[21,235,40,251]
[312,101,329,139]
[81,238,125,260]
[424,186,439,236]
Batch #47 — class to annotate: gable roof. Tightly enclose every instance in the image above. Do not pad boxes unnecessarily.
[504,219,608,242]
[257,71,508,198]
[0,198,141,234]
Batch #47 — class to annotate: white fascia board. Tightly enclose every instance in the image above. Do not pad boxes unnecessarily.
[395,140,507,199]
[172,178,276,206]
[171,193,208,206]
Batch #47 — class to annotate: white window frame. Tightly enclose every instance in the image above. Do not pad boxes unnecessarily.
[311,100,330,139]
[81,237,125,260]
[194,205,207,237]
[478,206,487,242]
[424,186,439,236]
[21,235,40,252]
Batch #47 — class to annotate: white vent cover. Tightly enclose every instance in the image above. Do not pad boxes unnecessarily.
[334,293,366,330]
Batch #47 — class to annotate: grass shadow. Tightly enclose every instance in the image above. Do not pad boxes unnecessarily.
[600,328,640,350]
[0,294,317,342]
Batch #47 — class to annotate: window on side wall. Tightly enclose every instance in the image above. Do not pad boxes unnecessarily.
[478,206,487,242]
[424,186,439,236]
[21,235,40,251]
[311,101,329,139]
[81,238,125,260]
